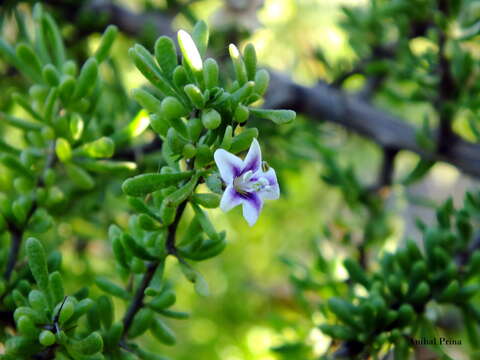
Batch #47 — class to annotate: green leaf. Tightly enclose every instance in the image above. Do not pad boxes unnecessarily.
[150,318,176,345]
[16,43,43,83]
[254,69,270,96]
[203,58,219,89]
[194,271,210,297]
[234,105,249,123]
[39,330,56,346]
[58,297,75,324]
[229,44,247,85]
[0,153,34,179]
[122,171,194,197]
[27,208,53,234]
[81,159,137,173]
[159,309,190,320]
[17,316,39,338]
[201,109,221,130]
[78,137,115,158]
[191,203,219,241]
[65,163,95,190]
[55,138,72,162]
[42,64,60,86]
[74,58,98,99]
[148,290,176,312]
[328,298,359,329]
[41,13,65,67]
[59,75,76,104]
[205,174,223,194]
[231,81,255,104]
[410,281,430,304]
[244,43,257,81]
[173,65,189,89]
[129,308,154,338]
[192,21,209,57]
[94,25,118,63]
[0,112,42,131]
[129,45,177,97]
[184,84,205,109]
[132,88,163,114]
[401,159,435,185]
[97,295,114,329]
[161,96,189,120]
[154,36,177,77]
[122,233,156,261]
[26,238,49,291]
[95,277,130,300]
[249,108,295,124]
[48,271,64,305]
[69,332,104,355]
[111,109,150,146]
[178,29,203,74]
[163,174,199,207]
[0,39,23,72]
[343,258,370,288]
[190,193,221,208]
[12,93,43,121]
[229,128,258,154]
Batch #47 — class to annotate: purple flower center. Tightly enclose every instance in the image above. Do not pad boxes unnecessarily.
[233,170,271,196]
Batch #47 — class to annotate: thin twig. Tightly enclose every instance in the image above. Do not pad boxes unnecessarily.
[121,261,159,336]
[121,200,188,337]
[376,147,399,190]
[3,226,24,280]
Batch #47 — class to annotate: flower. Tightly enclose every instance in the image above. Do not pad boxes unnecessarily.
[214,139,279,226]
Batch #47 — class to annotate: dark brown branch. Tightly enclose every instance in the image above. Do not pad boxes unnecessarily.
[0,310,15,328]
[376,147,399,189]
[3,201,39,281]
[43,0,175,39]
[264,73,480,179]
[121,200,187,337]
[166,201,188,256]
[121,261,159,336]
[3,227,23,280]
[114,137,163,162]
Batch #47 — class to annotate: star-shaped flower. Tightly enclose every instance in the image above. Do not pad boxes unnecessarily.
[214,139,279,226]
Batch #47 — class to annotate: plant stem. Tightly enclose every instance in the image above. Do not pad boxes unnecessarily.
[121,200,188,338]
[122,261,159,335]
[3,226,23,280]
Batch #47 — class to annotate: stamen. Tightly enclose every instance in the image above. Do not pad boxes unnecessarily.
[234,172,270,195]
[262,161,270,172]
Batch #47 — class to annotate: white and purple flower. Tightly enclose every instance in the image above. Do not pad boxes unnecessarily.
[214,139,279,226]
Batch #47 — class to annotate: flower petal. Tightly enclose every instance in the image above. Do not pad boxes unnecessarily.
[242,192,263,226]
[220,185,243,212]
[214,149,243,184]
[259,167,280,200]
[242,138,262,173]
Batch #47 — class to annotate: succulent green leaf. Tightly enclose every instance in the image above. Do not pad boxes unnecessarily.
[26,238,49,292]
[155,36,178,77]
[94,25,118,63]
[249,108,296,124]
[122,171,194,197]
